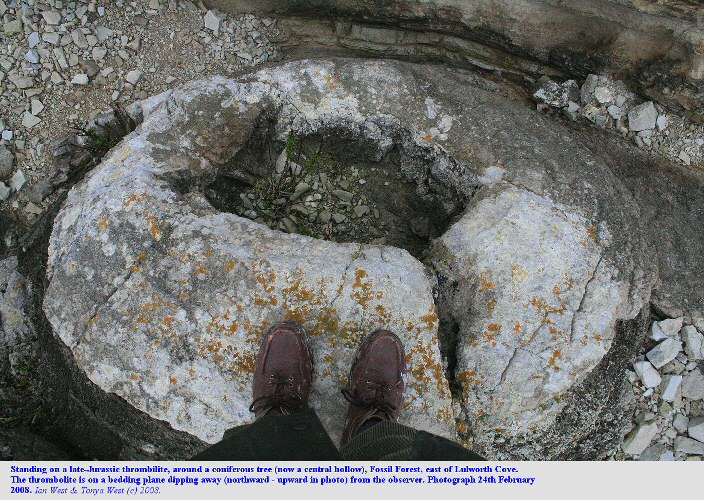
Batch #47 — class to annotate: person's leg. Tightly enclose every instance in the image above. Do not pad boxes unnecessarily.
[338,329,485,461]
[192,321,341,460]
[192,408,339,460]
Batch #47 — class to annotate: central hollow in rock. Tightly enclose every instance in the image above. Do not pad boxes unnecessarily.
[44,60,649,459]
[203,125,467,259]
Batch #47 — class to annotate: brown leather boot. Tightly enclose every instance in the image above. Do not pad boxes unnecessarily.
[249,321,313,419]
[340,330,407,446]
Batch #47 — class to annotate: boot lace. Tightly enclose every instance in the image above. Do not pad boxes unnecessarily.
[341,380,398,421]
[249,373,305,416]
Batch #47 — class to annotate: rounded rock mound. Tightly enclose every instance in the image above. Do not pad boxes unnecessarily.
[44,59,661,458]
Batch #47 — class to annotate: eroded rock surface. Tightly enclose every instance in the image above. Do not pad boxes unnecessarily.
[208,0,704,121]
[43,59,702,458]
[432,183,630,450]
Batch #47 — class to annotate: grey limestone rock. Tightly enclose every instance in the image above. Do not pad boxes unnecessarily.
[674,436,704,455]
[681,369,704,401]
[633,361,661,388]
[532,79,579,108]
[38,59,703,460]
[689,417,704,443]
[622,422,658,455]
[646,338,683,368]
[682,325,703,361]
[0,145,14,180]
[628,102,658,132]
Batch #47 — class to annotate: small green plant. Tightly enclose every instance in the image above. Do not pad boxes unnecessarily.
[85,128,119,155]
[285,130,302,160]
[0,407,44,428]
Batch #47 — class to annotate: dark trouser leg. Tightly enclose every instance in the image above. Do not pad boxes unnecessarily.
[191,408,341,460]
[340,421,486,461]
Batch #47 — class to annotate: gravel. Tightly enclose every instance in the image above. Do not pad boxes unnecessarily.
[0,0,281,220]
[618,317,704,461]
[533,74,704,170]
[646,338,683,368]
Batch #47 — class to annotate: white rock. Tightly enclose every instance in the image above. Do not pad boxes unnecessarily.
[660,374,683,402]
[21,112,41,129]
[673,414,689,434]
[204,10,221,34]
[28,32,40,48]
[646,337,682,368]
[682,325,704,360]
[628,101,658,132]
[689,417,704,443]
[0,182,9,201]
[674,436,704,455]
[9,74,34,89]
[622,422,658,455]
[607,105,621,119]
[95,27,113,42]
[649,322,668,341]
[71,74,89,85]
[53,48,69,70]
[125,70,143,85]
[25,50,39,64]
[633,360,661,388]
[679,151,691,165]
[43,32,60,45]
[1,130,12,140]
[24,202,42,215]
[564,100,580,120]
[9,169,25,192]
[681,369,704,400]
[656,115,668,131]
[31,99,44,116]
[654,317,682,337]
[71,30,89,49]
[92,47,107,61]
[594,86,613,104]
[41,11,62,25]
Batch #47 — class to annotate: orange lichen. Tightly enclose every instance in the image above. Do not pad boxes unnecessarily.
[324,74,339,90]
[97,216,109,231]
[169,375,177,385]
[587,225,597,241]
[195,262,209,278]
[256,274,276,293]
[480,273,495,290]
[142,213,162,240]
[548,349,562,371]
[350,269,374,308]
[457,369,480,388]
[224,260,235,272]
[549,326,563,337]
[487,299,497,314]
[123,193,143,209]
[420,305,439,329]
